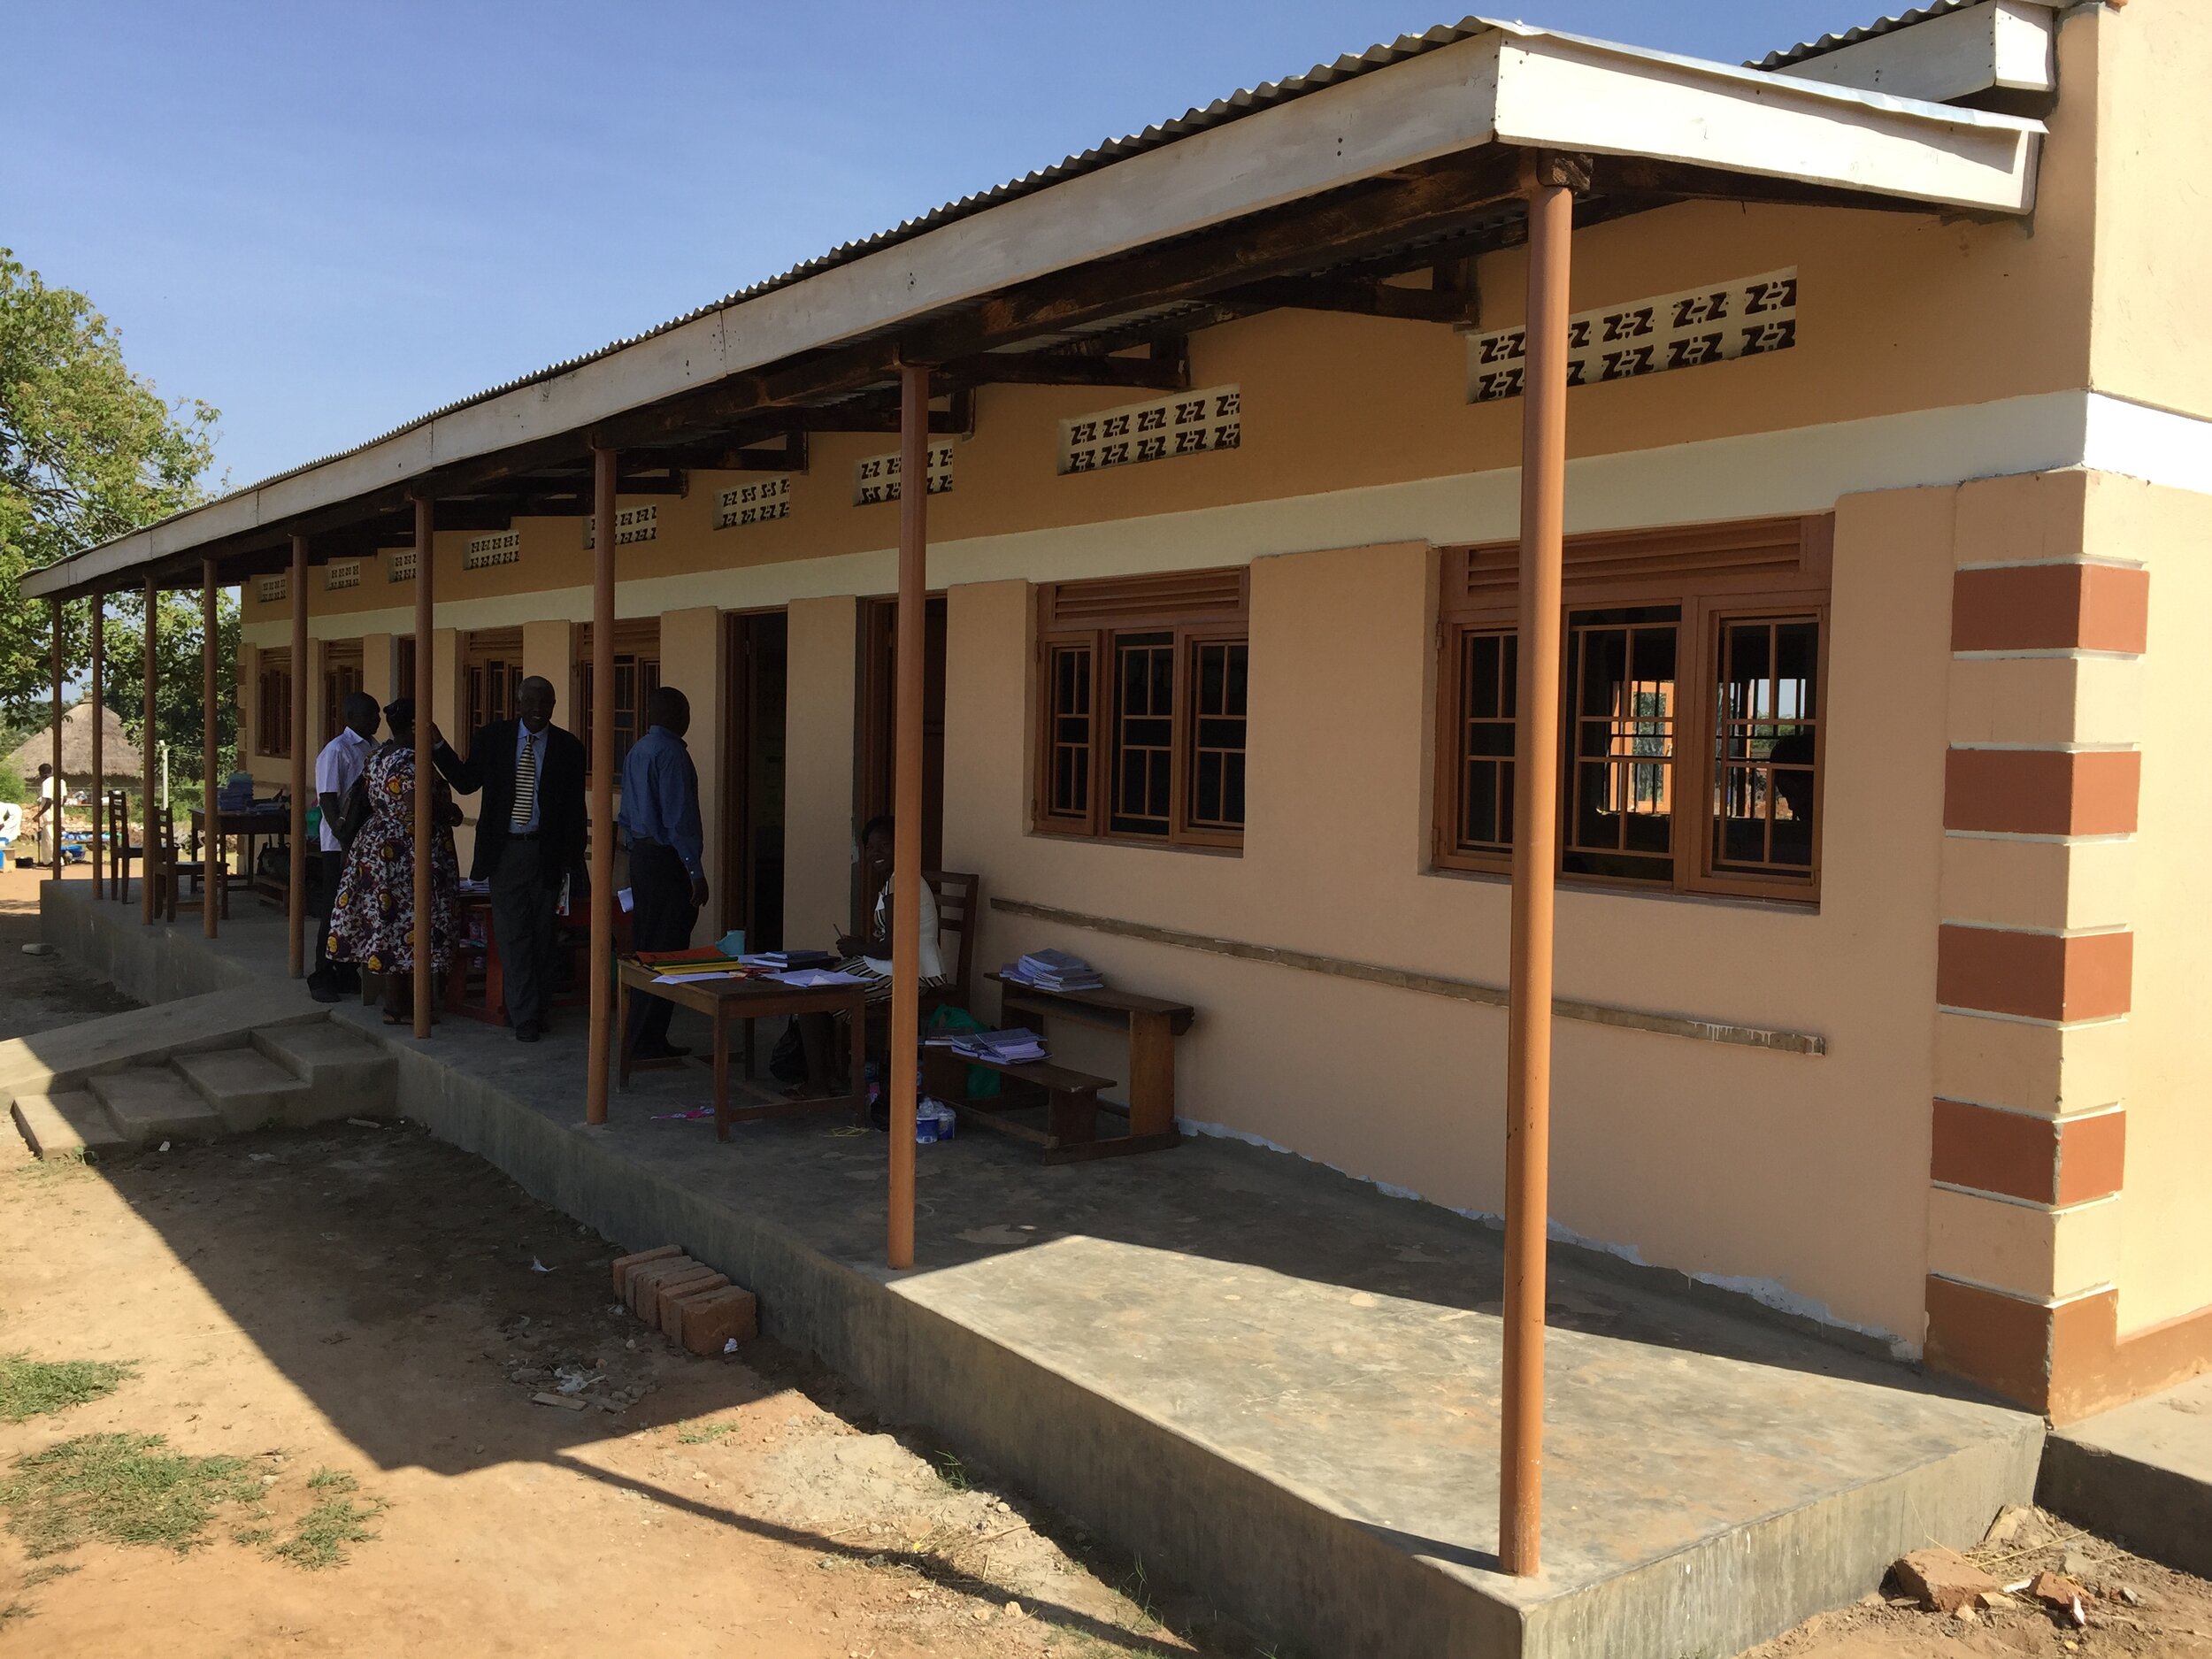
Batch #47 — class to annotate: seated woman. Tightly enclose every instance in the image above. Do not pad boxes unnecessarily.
[326,698,464,1025]
[795,814,945,1102]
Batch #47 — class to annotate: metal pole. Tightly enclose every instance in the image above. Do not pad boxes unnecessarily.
[288,534,309,978]
[48,599,63,883]
[90,591,104,894]
[202,559,219,937]
[1500,157,1575,1579]
[412,497,434,1037]
[887,361,929,1271]
[142,574,157,927]
[586,446,618,1125]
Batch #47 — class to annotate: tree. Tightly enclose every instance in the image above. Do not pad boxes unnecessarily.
[0,247,221,737]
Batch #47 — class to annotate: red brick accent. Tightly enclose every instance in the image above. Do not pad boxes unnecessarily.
[659,1273,730,1340]
[627,1257,711,1318]
[1945,748,2140,837]
[1937,927,2132,1021]
[1932,1102,2127,1206]
[677,1286,759,1355]
[1929,1278,2212,1422]
[2057,1110,2128,1206]
[1952,565,2149,655]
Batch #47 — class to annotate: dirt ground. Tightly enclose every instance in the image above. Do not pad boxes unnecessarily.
[0,867,1242,1658]
[5,864,2211,1658]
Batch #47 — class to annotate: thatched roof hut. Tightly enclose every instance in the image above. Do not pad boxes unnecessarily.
[6,701,144,785]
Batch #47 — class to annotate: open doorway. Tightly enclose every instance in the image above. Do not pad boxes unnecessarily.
[722,610,787,952]
[857,595,946,886]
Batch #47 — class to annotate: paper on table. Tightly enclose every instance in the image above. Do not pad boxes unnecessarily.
[652,970,743,985]
[769,969,870,988]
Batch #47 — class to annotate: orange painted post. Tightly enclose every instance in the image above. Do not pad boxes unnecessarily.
[142,575,157,926]
[586,445,618,1125]
[411,497,434,1037]
[887,360,929,1271]
[48,600,63,884]
[90,591,104,895]
[1500,157,1575,1579]
[288,534,309,978]
[202,559,220,937]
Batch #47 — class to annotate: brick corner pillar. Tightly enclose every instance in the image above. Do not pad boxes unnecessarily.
[1929,474,2146,1420]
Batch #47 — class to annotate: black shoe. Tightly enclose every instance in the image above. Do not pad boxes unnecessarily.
[308,979,342,1004]
[514,1020,541,1043]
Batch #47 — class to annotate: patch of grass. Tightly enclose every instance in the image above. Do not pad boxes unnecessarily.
[0,1601,29,1629]
[266,1494,386,1571]
[13,1148,91,1187]
[0,1355,134,1424]
[932,1451,971,1492]
[19,1563,76,1590]
[0,1433,260,1558]
[674,1421,736,1446]
[231,1525,273,1547]
[304,1468,357,1493]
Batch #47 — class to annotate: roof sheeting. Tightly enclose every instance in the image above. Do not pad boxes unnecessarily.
[1755,0,1991,70]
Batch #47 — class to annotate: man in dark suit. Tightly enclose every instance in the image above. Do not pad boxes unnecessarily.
[435,675,587,1042]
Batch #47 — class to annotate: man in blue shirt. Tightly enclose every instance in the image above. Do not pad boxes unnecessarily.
[618,684,709,1062]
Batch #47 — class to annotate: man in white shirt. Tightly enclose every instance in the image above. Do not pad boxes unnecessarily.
[308,692,380,1002]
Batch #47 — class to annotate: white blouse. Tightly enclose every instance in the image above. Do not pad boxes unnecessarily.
[862,875,945,979]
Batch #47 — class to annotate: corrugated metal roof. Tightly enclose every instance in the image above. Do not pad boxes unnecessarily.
[193,17,1508,509]
[1753,0,1986,70]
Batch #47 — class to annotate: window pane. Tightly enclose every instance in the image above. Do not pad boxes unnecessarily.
[1187,639,1248,831]
[1455,629,1516,855]
[1712,616,1819,878]
[1563,610,1677,880]
[1047,643,1093,818]
[1110,634,1174,836]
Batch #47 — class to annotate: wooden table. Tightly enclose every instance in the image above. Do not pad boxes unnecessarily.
[988,973,1195,1144]
[191,806,290,913]
[615,960,867,1141]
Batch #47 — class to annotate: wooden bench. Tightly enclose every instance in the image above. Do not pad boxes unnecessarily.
[920,1045,1170,1164]
[987,974,1195,1144]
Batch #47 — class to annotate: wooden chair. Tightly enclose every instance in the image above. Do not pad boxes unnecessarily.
[922,870,979,1018]
[150,805,207,921]
[105,790,142,902]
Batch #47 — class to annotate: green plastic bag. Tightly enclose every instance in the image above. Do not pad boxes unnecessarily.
[926,1004,1002,1099]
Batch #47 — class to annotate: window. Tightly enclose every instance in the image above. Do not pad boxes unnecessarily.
[464,628,524,734]
[321,641,363,745]
[256,650,293,758]
[1034,569,1248,849]
[573,619,660,775]
[1434,516,1830,899]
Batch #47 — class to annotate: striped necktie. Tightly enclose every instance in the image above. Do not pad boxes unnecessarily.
[511,733,538,832]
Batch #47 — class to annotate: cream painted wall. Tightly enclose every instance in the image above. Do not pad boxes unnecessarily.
[2107,477,2212,1331]
[2089,1,2212,422]
[659,606,725,948]
[520,620,572,714]
[362,633,394,715]
[942,487,1956,1345]
[784,595,858,954]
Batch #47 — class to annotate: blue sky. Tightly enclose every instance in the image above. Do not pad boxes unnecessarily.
[3,3,1860,491]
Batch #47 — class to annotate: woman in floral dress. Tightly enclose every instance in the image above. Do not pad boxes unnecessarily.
[326,698,461,1022]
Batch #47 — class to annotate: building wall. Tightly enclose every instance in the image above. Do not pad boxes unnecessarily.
[785,596,858,946]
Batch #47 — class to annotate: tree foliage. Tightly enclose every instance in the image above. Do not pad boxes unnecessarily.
[1,246,223,761]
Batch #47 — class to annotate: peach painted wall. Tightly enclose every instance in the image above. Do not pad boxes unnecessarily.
[941,483,1956,1346]
[2107,478,2212,1331]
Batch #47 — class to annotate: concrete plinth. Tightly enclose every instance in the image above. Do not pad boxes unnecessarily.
[35,879,2041,1657]
[2041,1371,2212,1578]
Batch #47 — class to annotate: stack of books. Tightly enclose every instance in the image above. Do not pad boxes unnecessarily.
[1000,947,1104,992]
[740,949,836,971]
[946,1027,1048,1065]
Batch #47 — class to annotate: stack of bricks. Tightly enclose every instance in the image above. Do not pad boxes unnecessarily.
[611,1244,758,1355]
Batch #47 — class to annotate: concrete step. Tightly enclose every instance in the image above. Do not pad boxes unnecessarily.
[87,1066,227,1146]
[10,1090,128,1160]
[173,1047,312,1133]
[250,1021,396,1122]
[2040,1371,2212,1578]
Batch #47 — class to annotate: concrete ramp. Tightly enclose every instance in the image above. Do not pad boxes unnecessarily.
[0,985,323,1107]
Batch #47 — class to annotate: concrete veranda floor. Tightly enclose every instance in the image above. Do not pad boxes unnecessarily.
[31,872,2042,1658]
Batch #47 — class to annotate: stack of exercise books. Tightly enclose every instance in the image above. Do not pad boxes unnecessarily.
[942,1026,1048,1065]
[740,948,836,971]
[998,947,1105,993]
[636,948,759,987]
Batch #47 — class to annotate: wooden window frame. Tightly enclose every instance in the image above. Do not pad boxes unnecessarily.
[320,641,364,747]
[464,628,524,736]
[1433,515,1830,902]
[1032,570,1249,851]
[573,618,661,778]
[255,650,293,759]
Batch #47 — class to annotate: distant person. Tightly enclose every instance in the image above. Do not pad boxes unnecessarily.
[326,698,463,1025]
[794,814,945,1101]
[33,764,62,868]
[437,676,586,1043]
[618,685,707,1063]
[307,692,380,1002]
